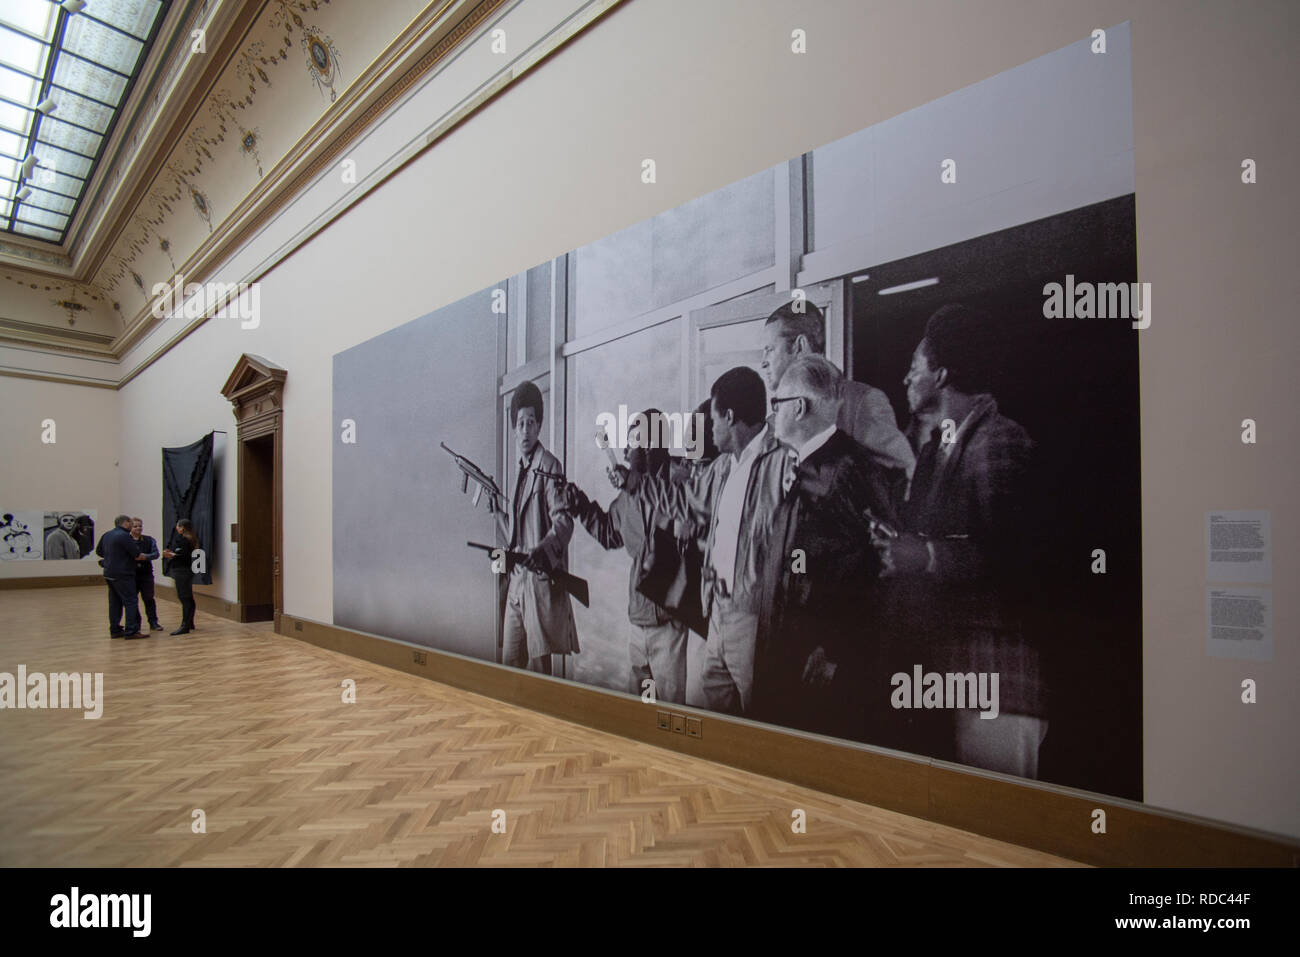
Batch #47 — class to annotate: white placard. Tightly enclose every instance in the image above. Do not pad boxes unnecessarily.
[1206,510,1271,583]
[1206,587,1273,661]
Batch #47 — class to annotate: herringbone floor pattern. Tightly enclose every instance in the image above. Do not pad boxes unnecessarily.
[0,586,1080,867]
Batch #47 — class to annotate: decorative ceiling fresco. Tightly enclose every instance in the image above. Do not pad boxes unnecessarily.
[1,0,433,344]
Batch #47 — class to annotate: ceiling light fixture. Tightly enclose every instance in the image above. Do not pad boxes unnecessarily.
[61,0,87,14]
[20,155,38,180]
[36,97,58,114]
[16,186,32,202]
[877,278,941,295]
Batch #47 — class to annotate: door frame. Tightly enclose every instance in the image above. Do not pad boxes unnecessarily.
[220,354,286,627]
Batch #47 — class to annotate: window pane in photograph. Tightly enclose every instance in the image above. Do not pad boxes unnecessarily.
[572,168,774,338]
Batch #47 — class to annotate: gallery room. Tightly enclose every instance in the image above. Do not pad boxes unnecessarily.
[0,0,1295,904]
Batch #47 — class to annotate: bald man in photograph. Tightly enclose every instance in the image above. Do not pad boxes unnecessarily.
[759,301,915,481]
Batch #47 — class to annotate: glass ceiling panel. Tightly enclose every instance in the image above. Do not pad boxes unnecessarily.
[34,142,93,179]
[15,220,61,240]
[53,53,129,105]
[40,166,85,197]
[0,64,38,105]
[0,97,32,134]
[64,16,143,75]
[23,184,75,214]
[37,114,102,157]
[0,1,56,37]
[18,204,66,229]
[41,85,114,133]
[85,0,163,41]
[0,27,48,76]
[1,0,169,243]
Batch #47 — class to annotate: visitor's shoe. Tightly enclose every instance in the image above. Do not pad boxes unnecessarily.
[149,622,164,631]
[123,632,145,640]
[109,632,124,639]
[170,627,191,636]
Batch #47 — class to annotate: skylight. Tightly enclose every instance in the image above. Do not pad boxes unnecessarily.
[0,0,169,244]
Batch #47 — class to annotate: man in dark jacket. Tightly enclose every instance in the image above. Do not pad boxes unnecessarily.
[565,411,690,704]
[874,304,1043,777]
[754,356,902,739]
[130,517,164,632]
[96,514,144,639]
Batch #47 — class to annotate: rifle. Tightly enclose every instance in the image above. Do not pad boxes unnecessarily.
[441,442,509,514]
[466,541,590,607]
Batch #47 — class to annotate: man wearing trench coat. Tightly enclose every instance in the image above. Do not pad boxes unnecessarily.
[501,381,579,674]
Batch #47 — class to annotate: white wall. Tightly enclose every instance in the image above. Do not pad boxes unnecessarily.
[0,376,119,578]
[8,0,1298,839]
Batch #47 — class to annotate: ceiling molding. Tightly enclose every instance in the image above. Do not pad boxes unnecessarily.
[111,0,509,357]
[80,0,267,282]
[0,0,630,386]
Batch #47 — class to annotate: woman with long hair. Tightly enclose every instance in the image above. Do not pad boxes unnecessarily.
[162,518,198,635]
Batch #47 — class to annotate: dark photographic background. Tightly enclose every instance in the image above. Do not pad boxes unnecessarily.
[850,195,1142,799]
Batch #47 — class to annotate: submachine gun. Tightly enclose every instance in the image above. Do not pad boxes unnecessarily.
[465,542,590,607]
[441,442,509,514]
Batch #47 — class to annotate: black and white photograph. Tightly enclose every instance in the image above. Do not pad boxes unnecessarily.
[40,510,96,560]
[1,0,1294,906]
[333,25,1141,798]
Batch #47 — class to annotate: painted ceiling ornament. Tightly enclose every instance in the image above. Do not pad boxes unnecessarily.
[190,186,214,233]
[165,161,215,234]
[241,127,265,178]
[52,288,89,325]
[235,42,274,107]
[301,26,342,103]
[159,237,176,273]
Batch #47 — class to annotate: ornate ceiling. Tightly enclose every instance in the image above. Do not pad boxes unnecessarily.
[0,0,491,358]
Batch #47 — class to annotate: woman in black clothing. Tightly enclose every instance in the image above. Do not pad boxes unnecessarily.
[163,519,198,635]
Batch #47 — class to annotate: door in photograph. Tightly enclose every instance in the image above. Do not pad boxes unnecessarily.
[688,285,839,406]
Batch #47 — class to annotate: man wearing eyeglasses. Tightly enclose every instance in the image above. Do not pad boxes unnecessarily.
[760,301,915,480]
[754,355,903,737]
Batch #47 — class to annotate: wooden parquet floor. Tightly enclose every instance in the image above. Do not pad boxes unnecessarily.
[0,586,1081,867]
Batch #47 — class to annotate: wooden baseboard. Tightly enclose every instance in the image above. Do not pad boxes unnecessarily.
[0,574,105,589]
[278,612,1299,867]
[152,582,244,622]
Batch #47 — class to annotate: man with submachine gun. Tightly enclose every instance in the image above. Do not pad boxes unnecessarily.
[442,381,585,675]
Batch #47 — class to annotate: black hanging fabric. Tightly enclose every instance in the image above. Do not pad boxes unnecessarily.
[161,433,216,585]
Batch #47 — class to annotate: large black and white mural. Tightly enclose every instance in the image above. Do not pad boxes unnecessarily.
[334,26,1141,799]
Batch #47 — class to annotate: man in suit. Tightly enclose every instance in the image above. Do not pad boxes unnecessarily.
[501,381,579,675]
[873,303,1044,777]
[754,356,903,737]
[95,514,144,639]
[622,367,786,716]
[564,412,690,703]
[130,517,164,632]
[759,301,916,480]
